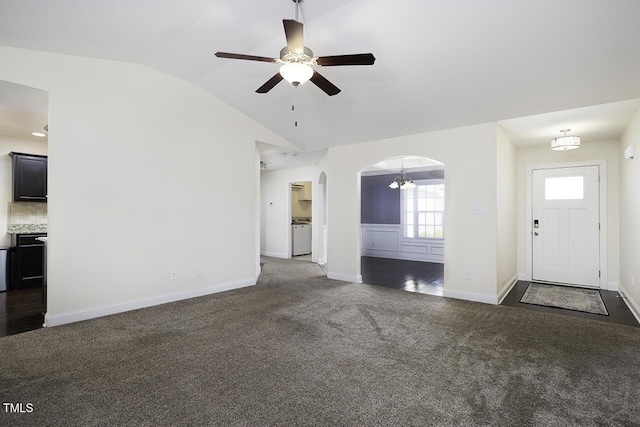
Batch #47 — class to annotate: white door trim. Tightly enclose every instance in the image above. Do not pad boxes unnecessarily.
[525,160,608,289]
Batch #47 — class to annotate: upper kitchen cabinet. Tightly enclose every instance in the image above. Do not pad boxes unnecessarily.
[294,182,312,201]
[10,152,48,202]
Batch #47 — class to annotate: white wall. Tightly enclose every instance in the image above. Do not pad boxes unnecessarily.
[516,140,620,288]
[496,126,518,299]
[0,134,48,246]
[0,46,293,326]
[260,164,321,259]
[620,107,640,319]
[327,123,500,304]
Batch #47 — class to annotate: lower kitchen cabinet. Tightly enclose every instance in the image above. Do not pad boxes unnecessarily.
[11,233,46,289]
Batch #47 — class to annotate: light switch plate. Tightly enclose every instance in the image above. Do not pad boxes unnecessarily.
[471,204,486,215]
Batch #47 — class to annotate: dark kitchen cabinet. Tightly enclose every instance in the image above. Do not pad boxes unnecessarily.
[11,234,46,289]
[10,152,48,202]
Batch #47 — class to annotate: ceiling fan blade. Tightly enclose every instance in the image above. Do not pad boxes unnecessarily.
[283,19,304,54]
[256,73,284,94]
[316,53,376,67]
[310,71,341,96]
[215,52,277,63]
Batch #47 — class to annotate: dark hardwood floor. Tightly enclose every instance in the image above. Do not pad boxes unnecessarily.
[0,286,45,337]
[501,281,639,328]
[361,256,444,296]
[360,256,638,327]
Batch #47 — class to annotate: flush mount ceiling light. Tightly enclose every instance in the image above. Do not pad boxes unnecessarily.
[551,129,581,151]
[31,132,46,137]
[389,160,416,190]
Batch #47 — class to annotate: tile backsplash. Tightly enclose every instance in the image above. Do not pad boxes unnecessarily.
[8,202,48,225]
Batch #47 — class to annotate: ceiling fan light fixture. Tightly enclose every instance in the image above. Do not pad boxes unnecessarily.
[551,129,581,150]
[279,62,313,86]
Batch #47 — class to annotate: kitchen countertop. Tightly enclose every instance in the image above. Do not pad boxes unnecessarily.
[7,224,48,234]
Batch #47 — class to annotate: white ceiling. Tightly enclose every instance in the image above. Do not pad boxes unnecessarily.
[1,0,640,156]
[362,156,444,176]
[499,98,640,148]
[0,80,48,142]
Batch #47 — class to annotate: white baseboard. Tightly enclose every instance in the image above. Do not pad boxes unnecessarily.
[618,284,640,325]
[607,282,619,291]
[44,278,256,327]
[498,274,519,304]
[261,251,288,259]
[518,272,528,281]
[317,257,327,265]
[327,272,360,283]
[443,289,498,305]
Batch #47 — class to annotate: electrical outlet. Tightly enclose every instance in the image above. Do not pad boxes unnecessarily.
[347,257,352,266]
[463,270,471,280]
[196,267,204,277]
[170,270,177,280]
[632,275,636,289]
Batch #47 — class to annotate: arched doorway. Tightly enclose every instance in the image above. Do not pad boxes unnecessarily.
[359,156,445,295]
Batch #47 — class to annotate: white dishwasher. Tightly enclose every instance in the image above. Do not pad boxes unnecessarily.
[292,224,312,256]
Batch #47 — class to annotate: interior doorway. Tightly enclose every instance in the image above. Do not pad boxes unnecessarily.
[359,156,445,296]
[291,181,312,261]
[0,79,49,336]
[317,171,328,274]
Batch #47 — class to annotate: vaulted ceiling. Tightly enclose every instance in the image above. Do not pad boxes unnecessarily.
[1,0,640,154]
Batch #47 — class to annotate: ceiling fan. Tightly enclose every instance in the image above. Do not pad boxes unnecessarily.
[215,0,375,96]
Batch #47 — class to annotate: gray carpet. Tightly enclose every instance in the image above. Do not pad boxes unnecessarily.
[1,257,639,426]
[521,283,609,315]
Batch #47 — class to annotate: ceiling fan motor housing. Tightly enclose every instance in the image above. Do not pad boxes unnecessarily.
[279,46,315,65]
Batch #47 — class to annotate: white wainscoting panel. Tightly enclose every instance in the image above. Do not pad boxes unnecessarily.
[361,224,444,263]
[364,229,398,252]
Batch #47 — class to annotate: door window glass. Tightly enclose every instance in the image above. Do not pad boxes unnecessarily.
[545,176,584,200]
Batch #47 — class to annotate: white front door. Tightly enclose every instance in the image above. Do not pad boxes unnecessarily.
[532,166,600,287]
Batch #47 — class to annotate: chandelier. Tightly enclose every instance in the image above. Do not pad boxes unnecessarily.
[551,129,581,151]
[389,160,416,190]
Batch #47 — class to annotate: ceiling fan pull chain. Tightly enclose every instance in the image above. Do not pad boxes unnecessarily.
[292,85,296,111]
[292,87,299,127]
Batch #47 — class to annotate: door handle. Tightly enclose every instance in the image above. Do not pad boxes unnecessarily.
[534,232,539,236]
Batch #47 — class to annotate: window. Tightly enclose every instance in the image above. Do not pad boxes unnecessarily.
[545,176,584,200]
[404,180,444,239]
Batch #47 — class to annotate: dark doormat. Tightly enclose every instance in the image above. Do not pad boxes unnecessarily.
[520,283,608,315]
